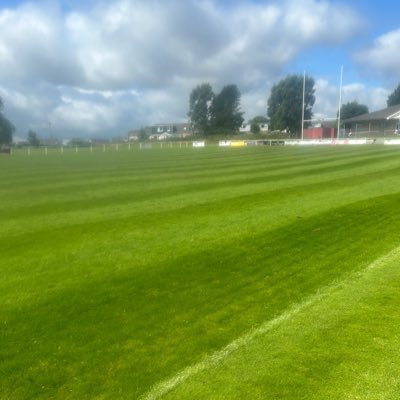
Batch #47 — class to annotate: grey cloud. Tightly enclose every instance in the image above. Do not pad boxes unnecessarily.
[0,0,366,137]
[0,3,83,85]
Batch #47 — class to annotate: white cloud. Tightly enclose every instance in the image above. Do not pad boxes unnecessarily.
[0,0,365,137]
[342,83,388,111]
[241,88,269,122]
[356,28,400,79]
[52,97,119,133]
[314,79,389,119]
[281,0,360,43]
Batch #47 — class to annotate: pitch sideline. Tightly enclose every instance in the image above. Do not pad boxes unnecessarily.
[140,245,400,400]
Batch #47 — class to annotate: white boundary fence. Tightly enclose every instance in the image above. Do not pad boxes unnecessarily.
[9,137,400,156]
[384,139,400,145]
[285,138,375,146]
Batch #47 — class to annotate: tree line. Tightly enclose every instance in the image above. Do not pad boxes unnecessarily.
[0,97,15,147]
[2,78,400,145]
[189,79,400,137]
[188,83,244,135]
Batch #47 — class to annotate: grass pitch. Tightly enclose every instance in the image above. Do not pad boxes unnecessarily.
[1,145,400,399]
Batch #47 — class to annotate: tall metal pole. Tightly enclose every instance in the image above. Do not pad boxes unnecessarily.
[301,71,306,140]
[337,65,343,140]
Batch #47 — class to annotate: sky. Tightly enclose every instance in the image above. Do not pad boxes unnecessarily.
[0,0,399,139]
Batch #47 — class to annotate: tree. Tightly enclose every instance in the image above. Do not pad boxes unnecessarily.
[251,115,269,124]
[138,128,147,141]
[188,83,214,135]
[27,130,41,147]
[340,101,368,120]
[0,96,15,146]
[340,102,368,130]
[250,122,260,134]
[387,83,400,107]
[210,84,244,133]
[267,75,315,136]
[250,115,268,134]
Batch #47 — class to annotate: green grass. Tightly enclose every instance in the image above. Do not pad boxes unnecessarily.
[1,145,400,399]
[162,242,400,400]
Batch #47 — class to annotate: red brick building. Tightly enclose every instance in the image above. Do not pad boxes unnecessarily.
[304,127,335,139]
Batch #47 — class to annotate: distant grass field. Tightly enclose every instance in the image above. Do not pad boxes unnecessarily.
[1,145,400,399]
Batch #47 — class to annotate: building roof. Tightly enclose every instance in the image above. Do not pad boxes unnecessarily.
[344,104,400,122]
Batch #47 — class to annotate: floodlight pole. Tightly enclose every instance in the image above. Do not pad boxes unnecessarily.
[301,71,306,140]
[337,65,343,140]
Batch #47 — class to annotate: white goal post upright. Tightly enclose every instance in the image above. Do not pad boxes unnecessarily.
[301,70,306,140]
[301,65,344,141]
[337,65,343,139]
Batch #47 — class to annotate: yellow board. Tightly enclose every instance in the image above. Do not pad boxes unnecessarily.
[230,140,246,147]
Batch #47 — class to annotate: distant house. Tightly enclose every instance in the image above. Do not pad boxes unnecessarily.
[344,104,400,137]
[153,123,192,138]
[128,122,192,141]
[40,138,61,146]
[158,132,173,140]
[239,123,269,133]
[13,137,28,146]
[127,132,140,141]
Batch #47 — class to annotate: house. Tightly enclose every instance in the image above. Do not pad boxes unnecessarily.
[239,123,269,133]
[128,122,192,141]
[40,138,61,147]
[158,132,173,140]
[153,123,192,138]
[13,137,29,146]
[344,104,400,137]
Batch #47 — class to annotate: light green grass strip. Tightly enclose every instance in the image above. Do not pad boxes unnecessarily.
[140,244,400,400]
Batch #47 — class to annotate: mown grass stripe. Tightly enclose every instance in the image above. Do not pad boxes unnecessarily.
[140,245,400,400]
[2,146,400,398]
[2,147,400,213]
[2,160,400,243]
[2,193,400,399]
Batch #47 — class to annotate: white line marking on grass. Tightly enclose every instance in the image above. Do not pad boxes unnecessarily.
[140,245,400,400]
